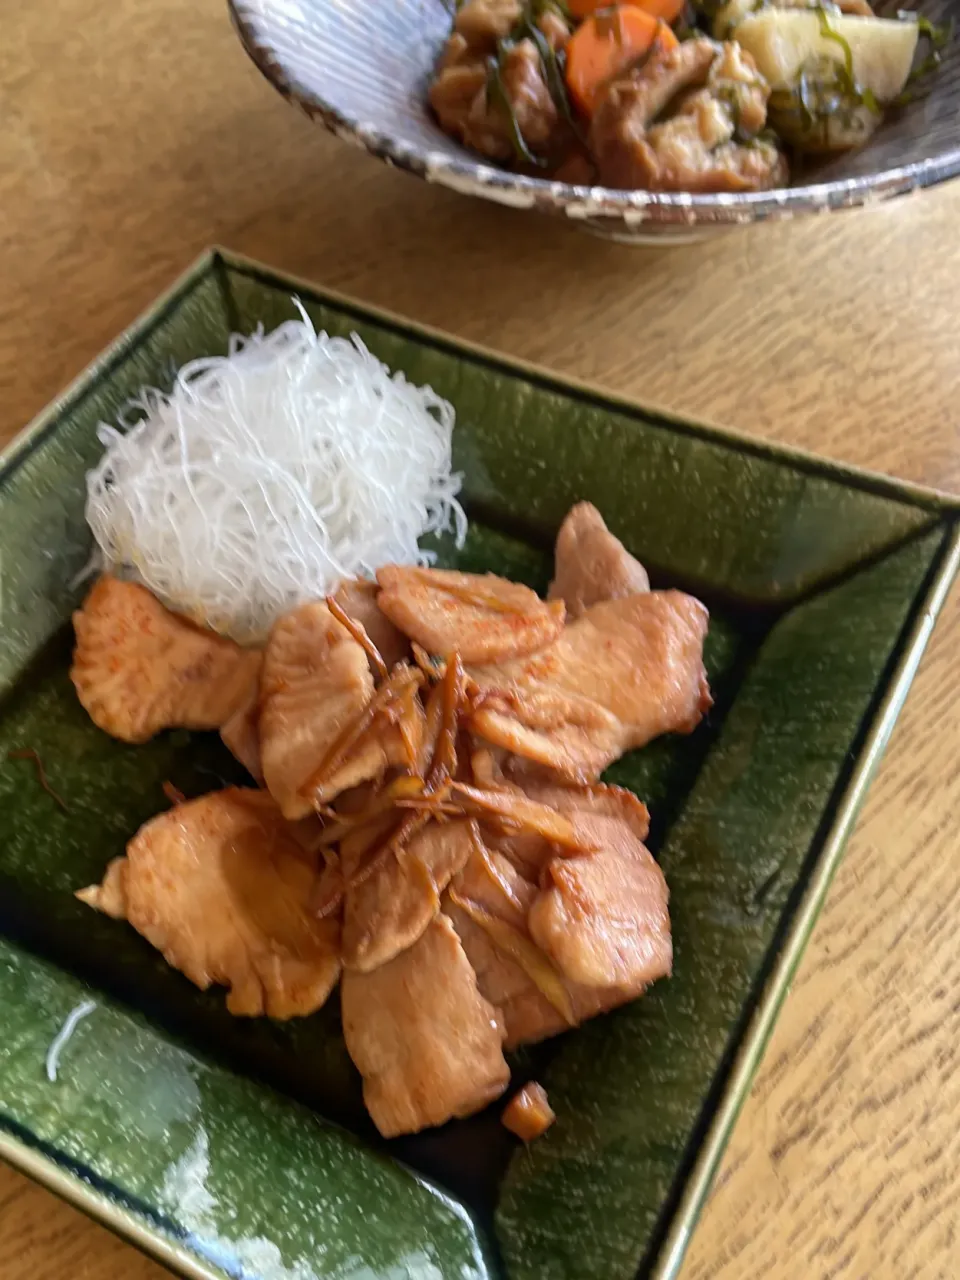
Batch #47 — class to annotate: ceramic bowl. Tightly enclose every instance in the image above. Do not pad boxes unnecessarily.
[229,0,960,243]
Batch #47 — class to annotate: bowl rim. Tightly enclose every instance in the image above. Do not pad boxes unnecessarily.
[228,0,960,226]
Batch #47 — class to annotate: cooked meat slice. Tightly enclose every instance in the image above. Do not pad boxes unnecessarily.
[491,781,651,878]
[497,786,668,994]
[259,602,405,819]
[430,60,490,136]
[70,577,261,744]
[341,914,509,1137]
[532,781,651,843]
[332,578,409,672]
[446,843,635,1048]
[528,814,671,989]
[470,591,711,781]
[502,1082,556,1140]
[429,37,565,165]
[590,38,787,193]
[472,38,562,159]
[377,566,565,664]
[220,684,263,783]
[446,840,567,1046]
[453,0,522,52]
[471,685,623,783]
[552,147,598,185]
[604,36,718,128]
[471,743,511,788]
[76,855,127,918]
[548,503,649,617]
[343,819,475,972]
[76,789,340,1018]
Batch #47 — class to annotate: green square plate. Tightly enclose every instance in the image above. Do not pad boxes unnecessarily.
[1,250,957,1280]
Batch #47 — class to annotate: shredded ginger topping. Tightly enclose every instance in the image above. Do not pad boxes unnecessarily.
[84,303,467,643]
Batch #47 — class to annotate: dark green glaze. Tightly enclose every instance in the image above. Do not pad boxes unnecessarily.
[0,937,490,1279]
[0,249,955,1280]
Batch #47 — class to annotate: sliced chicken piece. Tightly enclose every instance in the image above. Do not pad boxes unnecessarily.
[341,913,510,1137]
[77,788,340,1018]
[590,38,786,193]
[548,503,649,617]
[377,566,565,664]
[77,855,127,918]
[469,590,711,781]
[333,578,410,672]
[488,780,650,879]
[447,793,670,1047]
[474,686,625,785]
[528,814,672,989]
[532,781,651,842]
[445,846,587,1047]
[71,577,261,744]
[259,602,406,820]
[343,819,475,972]
[220,684,263,782]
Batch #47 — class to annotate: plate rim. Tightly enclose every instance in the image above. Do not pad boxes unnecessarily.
[0,1129,222,1280]
[650,518,960,1279]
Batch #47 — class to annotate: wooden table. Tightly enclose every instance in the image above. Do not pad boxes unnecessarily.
[3,2,960,1276]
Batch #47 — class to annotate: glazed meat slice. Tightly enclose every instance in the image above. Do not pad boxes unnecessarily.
[377,566,565,663]
[528,814,672,989]
[341,913,510,1137]
[77,789,340,1018]
[259,602,406,819]
[448,790,671,1046]
[446,840,571,1046]
[333,578,409,672]
[71,577,261,744]
[548,502,649,616]
[430,10,569,167]
[343,819,475,972]
[452,0,522,52]
[590,38,787,193]
[531,781,651,842]
[469,591,711,781]
[445,840,622,1047]
[82,855,127,918]
[491,781,651,878]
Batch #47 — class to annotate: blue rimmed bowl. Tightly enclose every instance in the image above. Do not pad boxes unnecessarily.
[229,0,960,243]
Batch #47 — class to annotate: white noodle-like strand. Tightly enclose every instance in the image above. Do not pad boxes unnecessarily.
[45,999,97,1082]
[84,303,466,642]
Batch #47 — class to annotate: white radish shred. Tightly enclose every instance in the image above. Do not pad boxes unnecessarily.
[45,999,97,1082]
[84,302,467,643]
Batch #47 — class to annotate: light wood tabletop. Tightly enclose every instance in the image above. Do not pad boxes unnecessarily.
[3,1,960,1277]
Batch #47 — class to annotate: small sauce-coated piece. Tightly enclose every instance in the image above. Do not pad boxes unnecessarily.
[502,1082,556,1141]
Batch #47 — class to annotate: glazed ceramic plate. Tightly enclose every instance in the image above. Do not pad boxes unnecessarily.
[1,250,957,1280]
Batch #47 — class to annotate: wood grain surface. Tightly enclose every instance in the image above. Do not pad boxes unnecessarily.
[2,1,960,1277]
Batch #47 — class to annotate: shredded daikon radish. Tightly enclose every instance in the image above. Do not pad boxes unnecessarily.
[84,303,467,643]
[45,999,97,1082]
